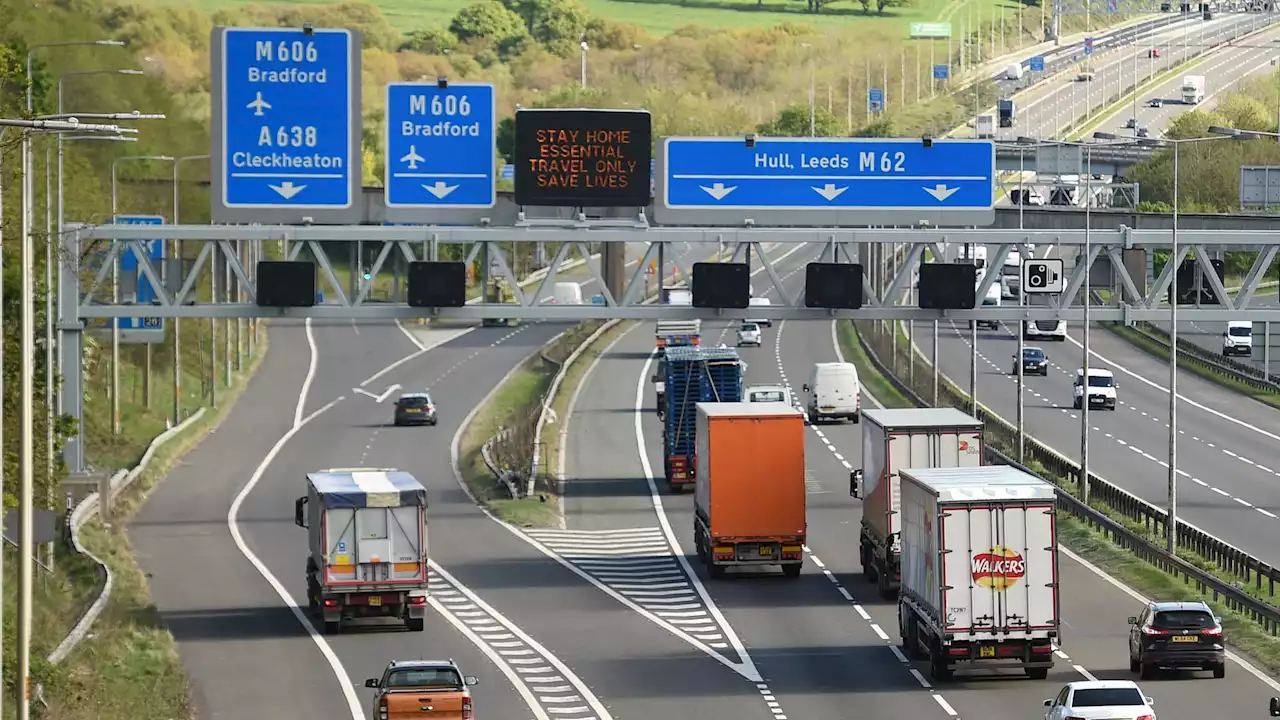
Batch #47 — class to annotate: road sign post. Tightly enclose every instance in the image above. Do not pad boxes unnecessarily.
[211,26,363,224]
[111,215,166,343]
[656,136,996,227]
[385,82,496,213]
[1021,258,1066,294]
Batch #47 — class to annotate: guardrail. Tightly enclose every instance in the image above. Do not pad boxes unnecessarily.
[1120,320,1280,393]
[855,320,1280,633]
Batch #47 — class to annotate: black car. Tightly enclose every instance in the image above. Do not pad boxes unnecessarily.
[1012,346,1049,375]
[393,393,438,426]
[1128,600,1225,679]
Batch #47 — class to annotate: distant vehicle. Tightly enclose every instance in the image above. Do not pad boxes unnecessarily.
[975,282,1000,330]
[998,98,1016,128]
[803,362,860,423]
[1128,600,1225,678]
[1012,346,1049,375]
[975,113,996,139]
[1073,367,1117,410]
[1149,47,1161,57]
[365,660,478,719]
[1043,680,1155,720]
[1149,98,1164,108]
[1125,117,1138,129]
[1182,74,1206,104]
[1223,319,1253,356]
[552,281,583,305]
[746,297,773,327]
[1136,126,1150,138]
[393,393,438,427]
[1076,71,1095,82]
[1010,188,1046,206]
[736,322,762,347]
[1271,696,1280,716]
[1005,62,1024,80]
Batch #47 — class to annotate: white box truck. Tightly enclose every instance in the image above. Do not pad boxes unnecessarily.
[1005,63,1024,80]
[294,468,430,633]
[975,114,995,139]
[849,408,984,600]
[897,466,1060,681]
[1181,75,1205,104]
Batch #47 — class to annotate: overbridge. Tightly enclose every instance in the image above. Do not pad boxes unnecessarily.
[995,145,1158,175]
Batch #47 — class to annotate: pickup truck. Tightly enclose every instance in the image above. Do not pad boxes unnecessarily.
[365,659,478,719]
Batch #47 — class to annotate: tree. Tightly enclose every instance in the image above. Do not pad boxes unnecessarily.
[854,118,895,136]
[401,27,458,54]
[756,103,843,137]
[449,1,530,58]
[502,0,588,56]
[1216,94,1272,133]
[1164,108,1230,139]
[497,116,517,164]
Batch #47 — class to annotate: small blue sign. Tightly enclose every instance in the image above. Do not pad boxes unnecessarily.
[1030,55,1045,72]
[222,28,355,209]
[112,215,165,339]
[1106,0,1117,11]
[1084,37,1094,55]
[933,64,950,80]
[662,137,995,211]
[868,88,884,113]
[337,542,346,552]
[385,81,496,208]
[500,164,515,181]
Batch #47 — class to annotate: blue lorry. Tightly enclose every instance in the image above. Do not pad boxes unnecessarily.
[661,346,744,491]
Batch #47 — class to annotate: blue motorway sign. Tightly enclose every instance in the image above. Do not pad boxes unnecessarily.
[868,88,884,113]
[933,64,950,80]
[111,215,165,343]
[220,27,357,210]
[1030,55,1045,72]
[385,82,496,208]
[1084,36,1094,55]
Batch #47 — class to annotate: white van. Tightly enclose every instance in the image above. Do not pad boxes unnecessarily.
[1223,320,1253,356]
[976,282,1001,330]
[552,282,583,305]
[803,362,861,424]
[746,297,773,327]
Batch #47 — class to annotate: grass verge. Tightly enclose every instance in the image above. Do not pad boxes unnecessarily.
[1103,322,1280,410]
[456,322,605,528]
[844,318,1280,677]
[12,325,269,720]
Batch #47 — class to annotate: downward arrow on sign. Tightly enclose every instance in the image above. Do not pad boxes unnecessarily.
[269,181,306,199]
[699,182,737,200]
[811,183,848,201]
[923,184,959,201]
[423,181,459,199]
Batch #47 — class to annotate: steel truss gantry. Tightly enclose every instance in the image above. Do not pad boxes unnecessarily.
[64,223,1280,322]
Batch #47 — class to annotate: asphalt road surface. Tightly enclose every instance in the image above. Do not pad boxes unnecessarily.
[567,244,1280,720]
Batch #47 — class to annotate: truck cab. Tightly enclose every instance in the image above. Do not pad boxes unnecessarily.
[366,659,478,719]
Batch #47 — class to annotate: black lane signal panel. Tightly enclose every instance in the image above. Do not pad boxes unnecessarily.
[408,261,467,307]
[917,263,978,309]
[256,261,316,307]
[692,262,751,309]
[804,262,864,309]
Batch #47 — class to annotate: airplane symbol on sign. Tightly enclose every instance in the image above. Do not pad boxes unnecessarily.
[400,145,424,170]
[246,91,272,117]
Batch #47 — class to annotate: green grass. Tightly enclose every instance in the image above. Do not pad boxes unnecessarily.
[843,318,1280,677]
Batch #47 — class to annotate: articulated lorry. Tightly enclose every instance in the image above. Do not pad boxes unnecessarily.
[663,346,743,491]
[849,408,984,600]
[975,114,995,139]
[295,468,430,633]
[694,402,806,579]
[898,465,1060,681]
[997,99,1016,128]
[1182,75,1205,104]
[653,320,702,419]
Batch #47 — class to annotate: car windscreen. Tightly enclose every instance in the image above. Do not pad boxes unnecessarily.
[1023,349,1045,360]
[1229,326,1251,337]
[740,324,758,332]
[750,391,785,402]
[1152,610,1215,629]
[385,668,462,689]
[1070,687,1144,707]
[398,396,430,408]
[1087,376,1113,388]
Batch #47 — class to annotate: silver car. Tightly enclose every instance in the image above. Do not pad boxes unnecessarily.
[737,322,762,347]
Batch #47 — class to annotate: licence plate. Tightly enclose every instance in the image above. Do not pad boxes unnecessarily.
[820,406,835,411]
[368,596,382,606]
[759,546,773,556]
[1171,635,1197,643]
[979,646,996,658]
[406,408,421,412]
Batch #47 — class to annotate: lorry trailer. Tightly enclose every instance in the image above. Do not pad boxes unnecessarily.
[897,465,1060,680]
[663,346,743,490]
[850,408,984,600]
[694,402,806,579]
[294,468,430,633]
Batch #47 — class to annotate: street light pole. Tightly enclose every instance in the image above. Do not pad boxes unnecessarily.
[1081,145,1092,505]
[173,155,209,426]
[1168,139,1179,553]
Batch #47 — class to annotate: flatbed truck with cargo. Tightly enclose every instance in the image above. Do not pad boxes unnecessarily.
[662,346,743,491]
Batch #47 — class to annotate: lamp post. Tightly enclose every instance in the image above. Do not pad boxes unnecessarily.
[579,38,588,88]
[21,39,126,720]
[110,154,176,434]
[800,43,816,136]
[173,154,210,425]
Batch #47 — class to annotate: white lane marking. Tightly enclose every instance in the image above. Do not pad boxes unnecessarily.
[932,695,958,716]
[295,317,318,427]
[1073,664,1098,681]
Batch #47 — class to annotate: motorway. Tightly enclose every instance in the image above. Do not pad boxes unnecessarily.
[565,243,1280,720]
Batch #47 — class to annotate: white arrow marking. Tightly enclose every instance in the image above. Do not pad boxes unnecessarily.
[352,383,402,403]
[269,181,306,199]
[423,181,458,199]
[699,182,737,200]
[923,184,960,201]
[811,183,848,201]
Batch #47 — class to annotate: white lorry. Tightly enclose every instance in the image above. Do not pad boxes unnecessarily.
[1181,75,1205,104]
[975,114,995,139]
[897,465,1060,681]
[849,408,985,600]
[1005,63,1024,81]
[295,468,430,633]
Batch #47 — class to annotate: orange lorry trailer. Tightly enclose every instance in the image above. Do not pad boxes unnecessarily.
[692,401,807,579]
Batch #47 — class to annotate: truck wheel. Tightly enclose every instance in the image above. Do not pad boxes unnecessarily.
[324,621,342,635]
[782,563,802,578]
[861,546,877,582]
[877,567,896,601]
[407,618,425,632]
[930,642,953,681]
[1025,667,1049,680]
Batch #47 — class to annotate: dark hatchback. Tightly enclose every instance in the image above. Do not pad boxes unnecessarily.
[1012,346,1049,375]
[393,393,438,426]
[1128,601,1225,679]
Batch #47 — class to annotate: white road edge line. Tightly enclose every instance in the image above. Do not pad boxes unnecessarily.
[295,317,317,427]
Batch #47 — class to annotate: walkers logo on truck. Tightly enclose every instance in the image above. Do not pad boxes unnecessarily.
[971,545,1026,591]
